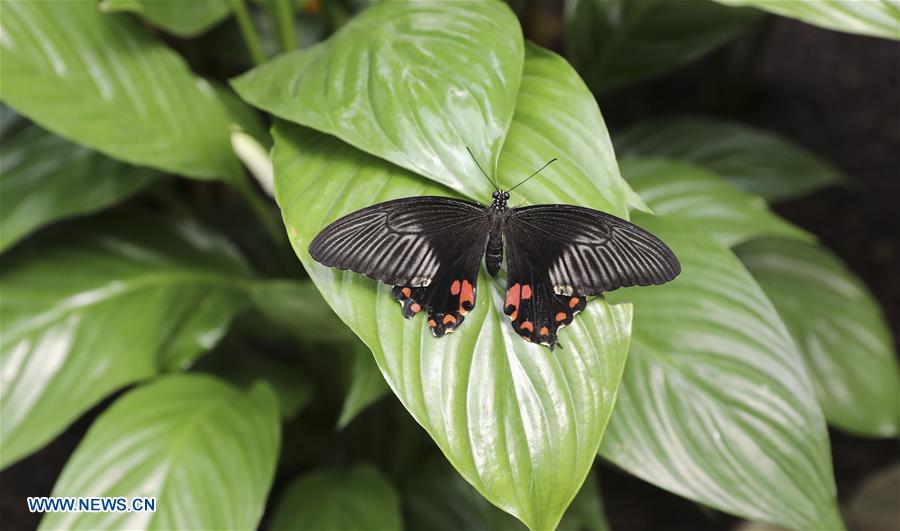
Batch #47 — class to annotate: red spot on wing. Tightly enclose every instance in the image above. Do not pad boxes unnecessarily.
[569,297,580,309]
[460,280,475,306]
[509,310,518,321]
[521,285,532,299]
[401,287,412,298]
[428,319,437,328]
[505,283,521,311]
[539,326,549,336]
[450,280,461,295]
[520,321,533,332]
[411,303,421,313]
[555,312,567,322]
[443,314,457,325]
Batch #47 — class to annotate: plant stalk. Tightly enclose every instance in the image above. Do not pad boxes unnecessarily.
[234,175,288,254]
[231,0,266,65]
[272,0,298,52]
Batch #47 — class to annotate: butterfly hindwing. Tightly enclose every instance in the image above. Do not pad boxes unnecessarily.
[309,196,491,335]
[503,205,679,348]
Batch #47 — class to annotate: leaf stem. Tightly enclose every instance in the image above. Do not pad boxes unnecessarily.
[271,0,298,52]
[231,0,266,66]
[233,175,287,253]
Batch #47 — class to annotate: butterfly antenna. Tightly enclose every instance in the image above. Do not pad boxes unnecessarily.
[508,158,557,193]
[466,146,499,191]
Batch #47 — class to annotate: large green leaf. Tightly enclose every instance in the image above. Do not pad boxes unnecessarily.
[40,374,280,530]
[273,120,632,531]
[337,342,390,429]
[0,213,251,469]
[713,0,900,40]
[269,465,402,531]
[233,0,524,199]
[600,216,842,529]
[405,457,610,531]
[567,0,762,93]
[0,1,243,180]
[498,44,646,215]
[615,117,847,201]
[736,238,900,437]
[0,123,160,253]
[100,0,233,37]
[621,158,812,246]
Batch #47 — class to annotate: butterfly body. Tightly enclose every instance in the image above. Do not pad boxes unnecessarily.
[309,189,679,350]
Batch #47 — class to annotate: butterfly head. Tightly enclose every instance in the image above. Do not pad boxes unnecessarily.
[491,190,510,210]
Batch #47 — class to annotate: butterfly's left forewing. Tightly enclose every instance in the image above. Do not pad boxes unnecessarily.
[309,196,491,336]
[502,205,680,348]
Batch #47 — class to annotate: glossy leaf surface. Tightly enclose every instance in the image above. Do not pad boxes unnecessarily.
[621,158,812,246]
[713,0,900,40]
[737,237,900,437]
[40,374,280,530]
[567,0,762,93]
[269,465,402,531]
[273,121,631,531]
[0,123,160,253]
[601,216,842,529]
[615,117,846,201]
[100,0,233,37]
[0,213,250,468]
[0,1,244,180]
[233,0,524,199]
[405,457,610,531]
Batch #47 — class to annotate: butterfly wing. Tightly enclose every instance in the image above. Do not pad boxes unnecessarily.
[309,196,491,336]
[502,205,680,348]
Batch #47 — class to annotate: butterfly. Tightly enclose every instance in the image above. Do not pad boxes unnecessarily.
[309,150,680,350]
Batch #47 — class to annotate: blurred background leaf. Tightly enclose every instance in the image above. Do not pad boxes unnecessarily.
[0,212,251,469]
[337,341,389,429]
[269,465,401,531]
[233,0,524,199]
[0,1,248,181]
[712,0,900,40]
[601,216,842,529]
[737,237,900,437]
[621,158,813,246]
[566,0,763,94]
[0,122,162,253]
[100,0,233,37]
[614,116,848,201]
[40,374,280,530]
[404,457,610,531]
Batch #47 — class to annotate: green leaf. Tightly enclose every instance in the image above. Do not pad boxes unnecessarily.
[0,212,251,469]
[712,0,900,41]
[232,0,524,198]
[194,341,313,419]
[249,279,356,344]
[0,123,161,253]
[100,0,233,37]
[736,238,900,437]
[337,342,389,429]
[567,0,763,93]
[40,374,280,530]
[621,158,813,246]
[269,465,401,531]
[0,1,244,180]
[615,116,847,201]
[601,216,842,529]
[273,120,632,531]
[499,44,646,216]
[404,457,610,531]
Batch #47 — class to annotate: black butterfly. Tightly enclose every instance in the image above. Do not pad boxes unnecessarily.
[309,151,680,350]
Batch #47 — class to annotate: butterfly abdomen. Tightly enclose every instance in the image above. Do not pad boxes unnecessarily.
[485,227,503,276]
